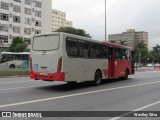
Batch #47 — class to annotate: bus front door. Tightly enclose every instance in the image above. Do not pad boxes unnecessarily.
[108,47,115,78]
[131,50,135,74]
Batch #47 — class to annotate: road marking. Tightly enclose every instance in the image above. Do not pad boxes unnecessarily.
[0,81,160,108]
[110,100,160,120]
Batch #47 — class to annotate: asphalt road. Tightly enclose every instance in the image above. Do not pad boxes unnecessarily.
[0,70,160,120]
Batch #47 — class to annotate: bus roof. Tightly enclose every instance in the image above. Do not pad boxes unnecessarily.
[33,32,101,43]
[102,41,134,51]
[33,32,134,51]
[1,52,30,55]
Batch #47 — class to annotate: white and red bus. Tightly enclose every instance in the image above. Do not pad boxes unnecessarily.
[30,32,134,85]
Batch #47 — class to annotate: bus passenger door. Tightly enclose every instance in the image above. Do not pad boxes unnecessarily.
[131,50,135,74]
[108,47,115,78]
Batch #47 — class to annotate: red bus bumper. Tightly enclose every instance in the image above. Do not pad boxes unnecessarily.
[30,71,65,81]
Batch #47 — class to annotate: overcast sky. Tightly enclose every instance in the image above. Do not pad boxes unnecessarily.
[52,0,160,48]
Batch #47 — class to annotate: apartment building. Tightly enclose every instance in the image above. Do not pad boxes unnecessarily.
[52,9,73,31]
[108,29,148,48]
[0,0,52,49]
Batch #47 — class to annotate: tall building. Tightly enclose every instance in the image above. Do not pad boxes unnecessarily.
[0,0,52,50]
[108,29,148,48]
[52,9,73,31]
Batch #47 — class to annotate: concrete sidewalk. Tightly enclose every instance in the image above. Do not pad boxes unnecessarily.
[0,70,29,78]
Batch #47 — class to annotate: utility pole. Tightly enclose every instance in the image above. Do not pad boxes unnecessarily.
[105,0,107,41]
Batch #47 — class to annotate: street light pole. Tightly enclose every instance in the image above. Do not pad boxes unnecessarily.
[105,0,107,41]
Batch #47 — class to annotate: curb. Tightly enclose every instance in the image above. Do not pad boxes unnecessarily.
[0,75,29,78]
[135,69,158,72]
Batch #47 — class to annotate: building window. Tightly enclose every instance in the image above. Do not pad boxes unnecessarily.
[1,2,9,10]
[13,5,21,13]
[24,27,31,35]
[0,13,9,21]
[13,26,20,33]
[25,8,31,15]
[0,35,8,43]
[13,0,21,3]
[35,29,41,35]
[25,0,32,5]
[13,16,21,23]
[35,20,41,27]
[24,38,31,45]
[35,1,41,8]
[24,17,31,25]
[35,10,41,17]
[0,24,9,32]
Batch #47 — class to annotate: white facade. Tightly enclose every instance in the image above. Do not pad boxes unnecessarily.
[52,9,73,31]
[0,0,52,49]
[41,0,52,34]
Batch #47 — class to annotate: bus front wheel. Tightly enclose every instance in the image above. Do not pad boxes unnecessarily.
[9,64,15,69]
[67,81,77,84]
[124,69,129,80]
[93,71,102,86]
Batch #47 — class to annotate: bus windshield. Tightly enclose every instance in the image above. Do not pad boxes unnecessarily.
[33,35,60,51]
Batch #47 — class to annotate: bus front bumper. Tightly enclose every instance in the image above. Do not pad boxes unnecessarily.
[30,71,65,81]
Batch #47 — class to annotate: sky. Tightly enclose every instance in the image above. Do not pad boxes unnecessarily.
[52,0,160,49]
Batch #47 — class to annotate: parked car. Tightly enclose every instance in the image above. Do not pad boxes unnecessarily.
[146,63,154,67]
[154,63,160,66]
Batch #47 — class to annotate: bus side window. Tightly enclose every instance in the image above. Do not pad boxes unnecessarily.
[108,47,113,59]
[1,56,6,62]
[121,49,126,59]
[115,48,120,59]
[126,49,130,60]
[66,37,79,57]
[91,43,99,58]
[79,41,90,58]
[100,45,108,58]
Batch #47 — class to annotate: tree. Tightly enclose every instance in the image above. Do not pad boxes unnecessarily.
[109,40,117,43]
[9,36,28,52]
[151,44,160,63]
[120,40,127,45]
[55,27,91,38]
[134,40,148,64]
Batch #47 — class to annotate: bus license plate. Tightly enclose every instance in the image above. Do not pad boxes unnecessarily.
[40,73,48,78]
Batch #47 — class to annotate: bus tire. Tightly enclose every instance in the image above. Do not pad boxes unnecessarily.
[67,81,77,84]
[9,64,15,69]
[124,69,129,80]
[93,71,102,86]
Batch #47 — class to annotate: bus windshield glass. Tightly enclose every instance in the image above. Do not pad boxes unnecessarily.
[33,35,60,51]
